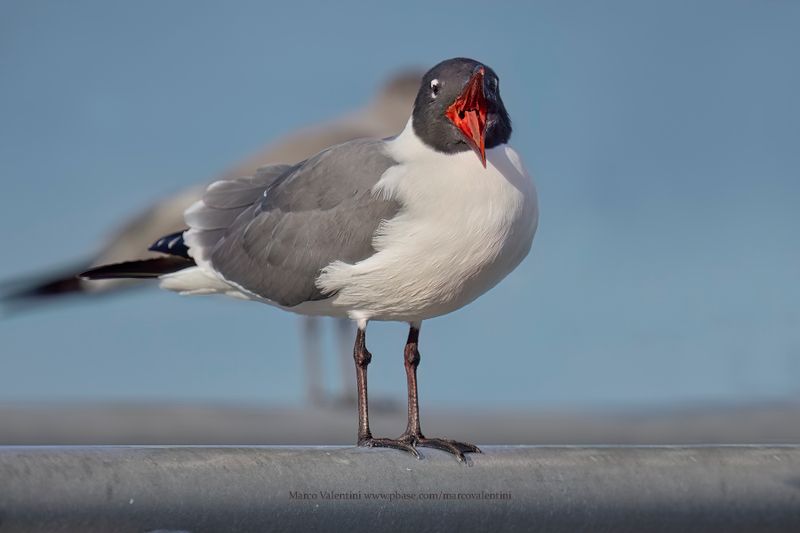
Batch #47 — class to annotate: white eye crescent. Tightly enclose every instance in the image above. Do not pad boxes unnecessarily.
[430,79,440,97]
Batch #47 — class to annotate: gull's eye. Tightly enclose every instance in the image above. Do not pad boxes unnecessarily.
[430,79,440,98]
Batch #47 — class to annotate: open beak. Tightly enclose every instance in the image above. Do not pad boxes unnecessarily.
[445,66,488,167]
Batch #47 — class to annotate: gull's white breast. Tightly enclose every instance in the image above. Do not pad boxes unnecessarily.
[315,125,539,322]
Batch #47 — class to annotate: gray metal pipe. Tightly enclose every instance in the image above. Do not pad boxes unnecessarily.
[0,446,799,532]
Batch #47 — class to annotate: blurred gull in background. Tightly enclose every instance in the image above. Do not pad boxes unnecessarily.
[1,68,423,407]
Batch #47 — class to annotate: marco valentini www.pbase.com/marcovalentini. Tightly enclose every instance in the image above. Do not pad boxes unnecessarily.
[288,490,513,501]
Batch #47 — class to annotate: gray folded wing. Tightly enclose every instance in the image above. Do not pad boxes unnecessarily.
[185,139,400,307]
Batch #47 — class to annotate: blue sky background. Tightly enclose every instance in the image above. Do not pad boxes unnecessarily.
[1,0,798,409]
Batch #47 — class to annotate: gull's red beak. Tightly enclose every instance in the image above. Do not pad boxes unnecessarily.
[445,66,488,167]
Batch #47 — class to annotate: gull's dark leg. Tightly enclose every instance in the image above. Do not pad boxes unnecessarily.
[400,323,481,462]
[354,326,419,457]
[402,325,423,436]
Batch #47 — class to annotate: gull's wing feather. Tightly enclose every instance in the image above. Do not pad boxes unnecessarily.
[185,139,400,307]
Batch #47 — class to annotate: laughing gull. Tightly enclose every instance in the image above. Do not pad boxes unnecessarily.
[1,69,421,406]
[82,57,539,460]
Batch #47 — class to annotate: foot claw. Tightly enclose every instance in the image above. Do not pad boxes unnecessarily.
[417,437,481,462]
[358,437,421,459]
[357,435,480,462]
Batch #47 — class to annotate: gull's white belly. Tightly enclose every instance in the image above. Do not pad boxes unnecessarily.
[315,144,538,322]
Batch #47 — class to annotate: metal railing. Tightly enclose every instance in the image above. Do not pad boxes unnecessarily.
[1,445,799,532]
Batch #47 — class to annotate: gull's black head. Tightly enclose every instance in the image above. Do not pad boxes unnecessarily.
[411,57,512,166]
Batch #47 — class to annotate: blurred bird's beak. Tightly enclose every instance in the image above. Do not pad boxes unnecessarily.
[445,66,487,167]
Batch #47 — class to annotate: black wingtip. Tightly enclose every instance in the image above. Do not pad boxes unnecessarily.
[149,230,191,259]
[80,256,195,280]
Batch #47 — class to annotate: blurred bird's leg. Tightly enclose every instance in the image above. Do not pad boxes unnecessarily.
[335,318,356,404]
[353,324,419,457]
[398,323,481,462]
[301,317,325,406]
